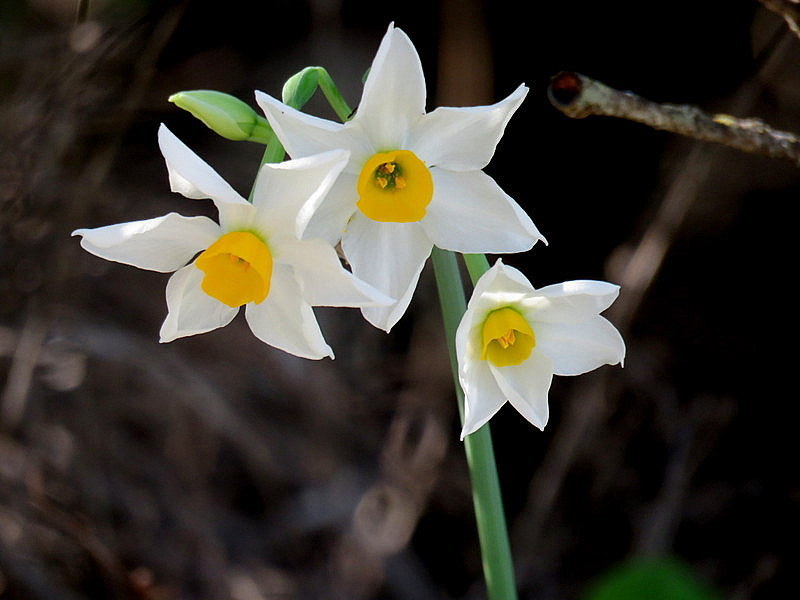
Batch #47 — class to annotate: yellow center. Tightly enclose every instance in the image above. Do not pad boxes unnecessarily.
[356,150,433,222]
[194,231,272,307]
[480,307,536,367]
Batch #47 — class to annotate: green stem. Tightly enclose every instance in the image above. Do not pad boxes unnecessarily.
[463,253,492,285]
[431,247,518,600]
[248,132,285,202]
[316,68,354,122]
[260,131,286,164]
[282,66,353,123]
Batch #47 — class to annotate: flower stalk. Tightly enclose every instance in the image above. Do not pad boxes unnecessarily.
[431,247,518,600]
[464,252,492,284]
[282,66,354,122]
[254,67,355,182]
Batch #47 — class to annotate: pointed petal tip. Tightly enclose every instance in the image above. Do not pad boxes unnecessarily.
[157,122,170,140]
[284,344,335,361]
[361,307,398,333]
[366,314,394,334]
[459,419,494,441]
[159,320,178,343]
[616,340,627,369]
[299,345,336,360]
[361,298,416,333]
[254,90,281,114]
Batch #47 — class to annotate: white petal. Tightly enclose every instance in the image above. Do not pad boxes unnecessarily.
[302,173,359,244]
[456,309,508,438]
[486,260,536,289]
[251,149,350,240]
[275,238,392,307]
[461,259,531,317]
[341,214,432,332]
[255,91,373,167]
[534,316,626,376]
[245,264,333,359]
[159,264,238,342]
[422,169,544,253]
[523,280,620,323]
[355,24,426,150]
[409,84,528,171]
[490,351,554,430]
[157,125,250,223]
[471,259,533,299]
[460,360,508,439]
[455,303,483,366]
[73,213,220,273]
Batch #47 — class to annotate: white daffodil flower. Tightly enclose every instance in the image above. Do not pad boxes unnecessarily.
[456,260,625,438]
[255,24,545,332]
[73,125,390,359]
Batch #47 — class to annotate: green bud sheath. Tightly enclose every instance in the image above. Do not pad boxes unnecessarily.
[169,90,272,144]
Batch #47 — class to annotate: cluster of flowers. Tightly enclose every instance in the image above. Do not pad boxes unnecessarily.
[74,25,624,438]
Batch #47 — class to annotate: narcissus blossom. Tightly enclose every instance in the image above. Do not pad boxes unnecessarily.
[456,260,625,438]
[256,24,545,332]
[73,125,388,359]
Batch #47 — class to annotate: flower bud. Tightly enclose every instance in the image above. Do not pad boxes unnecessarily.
[168,90,271,144]
[282,66,321,109]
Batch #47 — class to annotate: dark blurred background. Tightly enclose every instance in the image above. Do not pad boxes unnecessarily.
[1,1,799,598]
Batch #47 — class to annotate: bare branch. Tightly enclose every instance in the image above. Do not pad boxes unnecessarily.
[758,0,800,38]
[548,71,800,166]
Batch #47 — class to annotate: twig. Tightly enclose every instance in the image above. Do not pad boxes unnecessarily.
[1,310,48,430]
[759,0,800,38]
[548,71,800,166]
[75,0,90,24]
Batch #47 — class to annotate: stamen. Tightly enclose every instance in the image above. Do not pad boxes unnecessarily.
[480,307,535,367]
[498,329,516,349]
[373,161,404,190]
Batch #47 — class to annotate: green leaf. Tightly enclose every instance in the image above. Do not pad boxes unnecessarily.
[582,557,721,600]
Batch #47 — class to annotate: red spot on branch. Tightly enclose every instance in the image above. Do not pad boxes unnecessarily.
[549,72,583,106]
